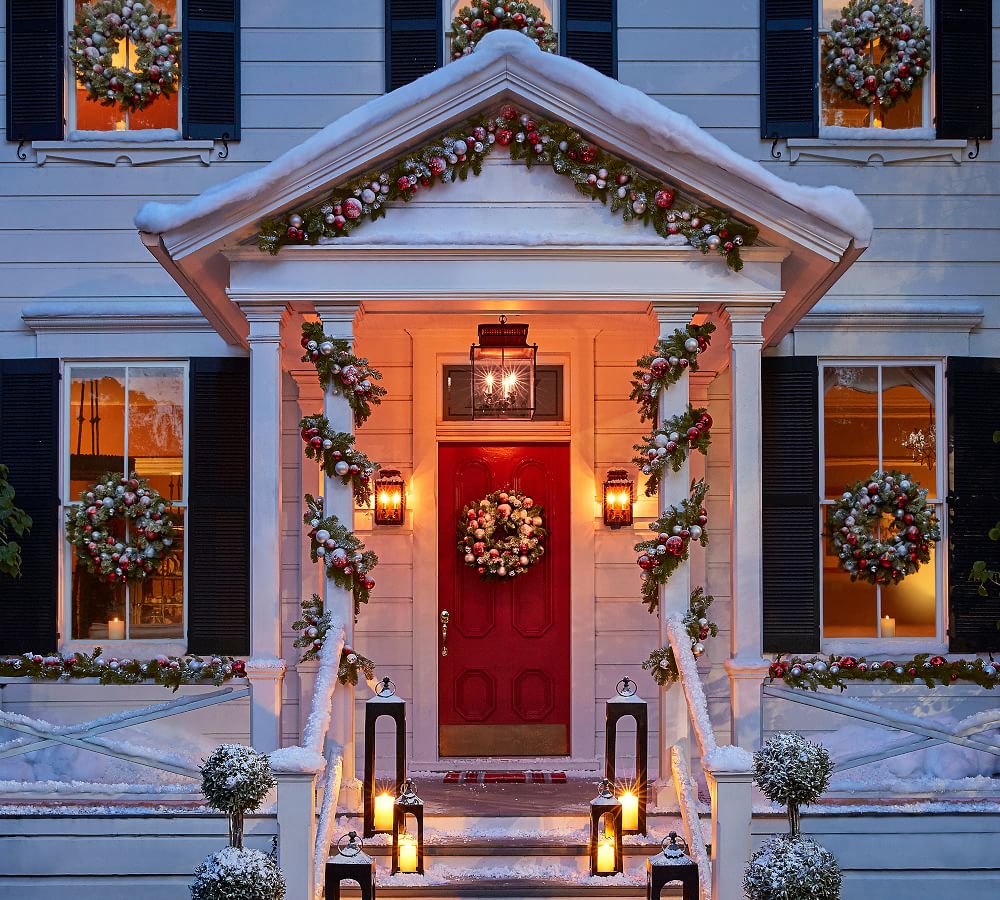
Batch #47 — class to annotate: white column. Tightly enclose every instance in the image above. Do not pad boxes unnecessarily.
[651,303,699,806]
[241,302,290,753]
[705,768,754,900]
[723,306,770,751]
[315,301,363,809]
[274,771,318,900]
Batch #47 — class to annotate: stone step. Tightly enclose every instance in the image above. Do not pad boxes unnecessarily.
[331,879,667,898]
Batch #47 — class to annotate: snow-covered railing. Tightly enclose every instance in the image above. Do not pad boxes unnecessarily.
[670,745,711,900]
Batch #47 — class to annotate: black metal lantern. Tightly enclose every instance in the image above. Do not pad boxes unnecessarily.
[606,675,648,835]
[391,778,425,875]
[588,778,624,877]
[363,677,406,838]
[647,831,699,900]
[373,470,406,526]
[603,470,634,528]
[326,831,376,900]
[470,315,537,419]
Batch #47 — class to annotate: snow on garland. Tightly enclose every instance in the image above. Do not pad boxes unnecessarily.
[822,0,929,111]
[635,479,709,612]
[634,406,713,497]
[200,744,276,849]
[827,469,939,585]
[291,593,375,685]
[191,845,285,900]
[304,496,378,615]
[770,652,1000,690]
[298,415,379,507]
[299,322,386,427]
[458,489,546,579]
[642,587,717,685]
[258,107,758,271]
[450,3,557,59]
[629,323,716,423]
[69,0,181,113]
[0,647,245,691]
[65,472,175,582]
[744,836,842,900]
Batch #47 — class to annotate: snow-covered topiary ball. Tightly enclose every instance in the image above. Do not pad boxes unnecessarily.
[191,846,285,900]
[200,744,275,816]
[744,835,841,900]
[753,731,833,809]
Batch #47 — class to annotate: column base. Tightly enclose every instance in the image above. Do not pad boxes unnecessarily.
[246,657,287,753]
[337,777,363,814]
[724,658,771,751]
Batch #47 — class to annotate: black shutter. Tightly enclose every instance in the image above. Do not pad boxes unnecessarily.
[385,0,442,92]
[760,0,817,138]
[561,0,617,78]
[762,356,820,653]
[187,358,249,655]
[0,359,59,653]
[182,0,241,140]
[936,0,992,140]
[5,0,64,141]
[947,358,1000,651]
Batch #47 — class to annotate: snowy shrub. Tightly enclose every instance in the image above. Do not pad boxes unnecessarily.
[744,835,841,900]
[200,744,275,848]
[191,846,285,900]
[754,731,833,834]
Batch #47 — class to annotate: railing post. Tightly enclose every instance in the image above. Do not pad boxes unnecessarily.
[705,767,753,900]
[274,770,318,900]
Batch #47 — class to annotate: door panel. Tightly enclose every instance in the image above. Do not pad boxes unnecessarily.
[438,443,571,757]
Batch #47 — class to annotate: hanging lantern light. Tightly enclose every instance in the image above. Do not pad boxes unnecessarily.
[588,778,624,877]
[391,778,425,875]
[374,469,406,526]
[603,469,634,529]
[470,315,537,419]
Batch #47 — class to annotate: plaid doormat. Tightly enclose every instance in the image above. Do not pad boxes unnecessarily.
[443,770,568,784]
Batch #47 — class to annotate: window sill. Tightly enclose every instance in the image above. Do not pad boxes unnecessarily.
[785,136,968,165]
[30,135,217,167]
[823,638,949,657]
[60,639,190,658]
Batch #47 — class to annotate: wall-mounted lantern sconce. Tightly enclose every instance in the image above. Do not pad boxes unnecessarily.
[603,469,634,529]
[374,470,406,526]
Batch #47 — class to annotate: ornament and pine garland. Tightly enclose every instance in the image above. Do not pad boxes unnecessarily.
[291,593,376,685]
[642,587,718,685]
[300,322,386,427]
[65,473,176,583]
[458,489,546,579]
[630,323,716,423]
[304,495,377,614]
[634,405,712,497]
[770,652,1000,690]
[826,469,939,585]
[298,415,379,507]
[0,648,245,691]
[451,3,557,59]
[822,1,929,112]
[259,107,757,271]
[69,0,181,113]
[0,463,32,579]
[635,479,709,612]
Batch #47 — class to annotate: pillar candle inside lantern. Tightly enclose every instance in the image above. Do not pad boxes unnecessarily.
[881,615,896,638]
[619,791,638,831]
[398,836,418,872]
[108,618,125,641]
[597,840,616,873]
[374,792,394,831]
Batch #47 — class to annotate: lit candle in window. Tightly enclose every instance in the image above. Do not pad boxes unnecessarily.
[374,791,394,831]
[397,835,418,873]
[881,615,896,638]
[619,791,638,831]
[108,617,125,641]
[597,840,616,873]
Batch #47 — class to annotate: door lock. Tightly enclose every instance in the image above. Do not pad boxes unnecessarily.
[440,609,450,657]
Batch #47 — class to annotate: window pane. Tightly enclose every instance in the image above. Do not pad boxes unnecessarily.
[130,508,184,640]
[70,539,126,640]
[823,512,878,637]
[881,543,936,638]
[129,366,184,500]
[881,366,936,497]
[824,366,879,498]
[69,367,126,499]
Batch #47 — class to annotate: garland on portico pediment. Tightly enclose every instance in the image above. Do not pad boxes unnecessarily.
[257,105,759,271]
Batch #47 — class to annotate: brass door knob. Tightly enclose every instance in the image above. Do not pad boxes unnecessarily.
[440,609,450,657]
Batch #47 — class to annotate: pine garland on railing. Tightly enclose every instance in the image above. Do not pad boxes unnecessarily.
[298,415,379,507]
[642,587,718,685]
[291,593,376,686]
[304,495,378,616]
[633,405,712,497]
[629,323,716,423]
[299,322,386,427]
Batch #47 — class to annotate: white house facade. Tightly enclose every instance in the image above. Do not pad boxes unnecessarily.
[1,3,998,899]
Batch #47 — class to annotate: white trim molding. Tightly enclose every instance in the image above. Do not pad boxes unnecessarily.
[22,301,212,333]
[30,140,216,167]
[785,138,968,165]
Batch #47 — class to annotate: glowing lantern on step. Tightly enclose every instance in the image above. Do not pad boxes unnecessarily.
[373,469,406,526]
[363,677,406,838]
[470,315,537,419]
[603,469,634,528]
[589,779,624,877]
[325,830,376,900]
[647,831,699,900]
[606,675,649,835]
[391,778,425,875]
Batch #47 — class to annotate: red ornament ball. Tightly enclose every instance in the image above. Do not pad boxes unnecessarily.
[654,189,675,209]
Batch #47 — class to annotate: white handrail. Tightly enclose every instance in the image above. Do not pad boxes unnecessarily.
[670,745,711,900]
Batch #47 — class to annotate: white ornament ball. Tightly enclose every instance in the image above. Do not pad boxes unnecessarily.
[319,341,334,356]
[315,529,331,543]
[654,433,670,448]
[453,139,468,156]
[334,461,350,477]
[692,642,705,656]
[684,338,700,353]
[688,525,703,540]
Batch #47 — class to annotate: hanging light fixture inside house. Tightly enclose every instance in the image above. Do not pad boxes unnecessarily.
[374,469,406,526]
[470,315,537,419]
[603,470,635,528]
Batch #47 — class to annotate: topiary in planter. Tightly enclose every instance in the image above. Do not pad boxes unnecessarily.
[753,731,833,836]
[744,835,842,900]
[200,744,275,849]
[190,846,285,900]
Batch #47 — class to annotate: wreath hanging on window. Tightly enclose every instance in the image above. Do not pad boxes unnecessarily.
[826,470,940,585]
[457,489,546,579]
[65,473,176,583]
[69,0,181,113]
[821,1,930,111]
[450,3,558,60]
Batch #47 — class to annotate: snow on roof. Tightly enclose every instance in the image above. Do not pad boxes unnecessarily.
[135,30,873,246]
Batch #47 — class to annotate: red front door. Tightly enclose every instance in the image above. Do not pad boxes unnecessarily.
[438,443,571,757]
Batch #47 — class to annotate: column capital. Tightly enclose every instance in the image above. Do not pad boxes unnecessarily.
[722,305,771,345]
[237,301,289,342]
[314,300,362,341]
[649,302,700,338]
